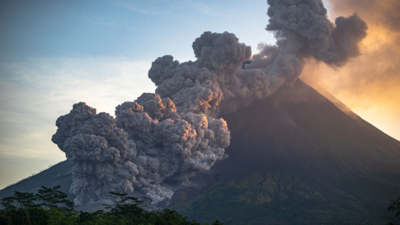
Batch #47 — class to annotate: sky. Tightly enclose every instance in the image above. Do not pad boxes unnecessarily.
[0,0,399,189]
[300,0,400,143]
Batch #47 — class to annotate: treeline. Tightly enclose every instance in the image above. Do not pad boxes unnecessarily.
[0,186,223,225]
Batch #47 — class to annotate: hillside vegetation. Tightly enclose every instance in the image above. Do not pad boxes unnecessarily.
[0,186,224,225]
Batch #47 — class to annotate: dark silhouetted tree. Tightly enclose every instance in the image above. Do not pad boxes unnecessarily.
[7,208,31,225]
[36,185,73,213]
[387,197,400,225]
[27,207,49,225]
[1,191,37,210]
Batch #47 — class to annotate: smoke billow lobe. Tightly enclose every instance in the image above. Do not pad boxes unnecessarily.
[52,0,367,206]
[313,0,400,109]
[53,95,229,205]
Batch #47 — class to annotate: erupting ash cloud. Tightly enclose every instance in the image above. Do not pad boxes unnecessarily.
[53,97,229,205]
[297,0,400,141]
[52,0,367,206]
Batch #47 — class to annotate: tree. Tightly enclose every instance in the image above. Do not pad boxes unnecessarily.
[46,208,78,225]
[103,192,149,224]
[78,210,104,224]
[0,187,225,225]
[1,195,17,211]
[151,209,200,225]
[6,208,31,225]
[0,214,12,225]
[27,207,50,225]
[387,197,400,225]
[1,191,37,210]
[36,185,73,213]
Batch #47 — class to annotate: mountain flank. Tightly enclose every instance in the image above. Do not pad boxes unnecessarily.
[170,79,400,224]
[1,79,400,224]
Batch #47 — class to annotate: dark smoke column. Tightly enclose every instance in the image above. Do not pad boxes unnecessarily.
[114,93,229,204]
[52,103,138,206]
[52,95,230,205]
[150,0,367,115]
[52,0,367,206]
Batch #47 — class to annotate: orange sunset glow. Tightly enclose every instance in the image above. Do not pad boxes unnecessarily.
[300,0,400,140]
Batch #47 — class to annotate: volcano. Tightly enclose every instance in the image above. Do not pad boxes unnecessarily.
[1,79,400,224]
[168,79,400,224]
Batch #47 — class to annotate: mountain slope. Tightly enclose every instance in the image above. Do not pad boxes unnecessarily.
[1,79,399,224]
[170,79,400,224]
[0,160,74,203]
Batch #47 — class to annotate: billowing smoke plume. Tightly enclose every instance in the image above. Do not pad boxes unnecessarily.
[53,96,229,205]
[300,0,400,140]
[52,0,367,206]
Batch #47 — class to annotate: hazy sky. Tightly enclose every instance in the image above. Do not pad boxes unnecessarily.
[300,0,400,143]
[0,0,398,189]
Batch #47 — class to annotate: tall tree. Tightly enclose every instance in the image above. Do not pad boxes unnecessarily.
[1,191,37,210]
[36,186,73,212]
[104,192,148,224]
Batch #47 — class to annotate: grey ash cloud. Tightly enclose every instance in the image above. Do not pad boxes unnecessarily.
[52,0,367,206]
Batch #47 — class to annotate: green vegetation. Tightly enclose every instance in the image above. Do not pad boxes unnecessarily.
[387,197,400,225]
[0,186,223,225]
[174,171,388,225]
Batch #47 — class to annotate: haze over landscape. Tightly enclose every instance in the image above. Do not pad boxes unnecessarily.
[301,0,400,143]
[1,1,398,220]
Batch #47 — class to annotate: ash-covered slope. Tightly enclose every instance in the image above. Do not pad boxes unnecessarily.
[171,79,400,225]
